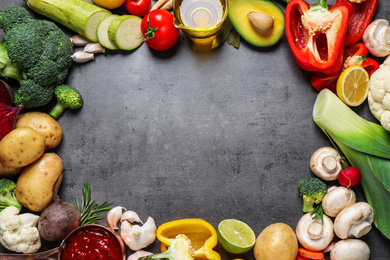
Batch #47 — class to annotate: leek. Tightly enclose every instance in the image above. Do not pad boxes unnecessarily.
[313,89,390,239]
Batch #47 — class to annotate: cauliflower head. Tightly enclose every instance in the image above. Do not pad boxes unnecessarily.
[367,57,390,131]
[0,206,41,253]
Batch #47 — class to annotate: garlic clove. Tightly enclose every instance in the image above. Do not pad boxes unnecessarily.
[121,210,143,224]
[70,34,91,46]
[120,216,157,251]
[107,206,125,230]
[127,250,153,260]
[71,51,94,63]
[84,42,106,54]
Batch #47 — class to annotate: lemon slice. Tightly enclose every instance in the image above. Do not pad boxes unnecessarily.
[217,219,256,254]
[336,66,369,106]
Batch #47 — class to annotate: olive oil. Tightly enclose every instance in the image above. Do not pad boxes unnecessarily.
[175,0,225,29]
[173,0,227,40]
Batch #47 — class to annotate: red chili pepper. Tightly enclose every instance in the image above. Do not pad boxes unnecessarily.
[285,0,352,75]
[336,0,378,46]
[311,42,379,91]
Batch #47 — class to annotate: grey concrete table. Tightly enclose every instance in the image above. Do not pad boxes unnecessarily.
[1,0,389,259]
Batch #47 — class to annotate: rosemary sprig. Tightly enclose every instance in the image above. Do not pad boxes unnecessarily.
[310,203,324,225]
[75,182,113,226]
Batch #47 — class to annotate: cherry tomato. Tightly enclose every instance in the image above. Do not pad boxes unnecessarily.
[125,0,151,17]
[141,10,180,51]
[338,166,361,188]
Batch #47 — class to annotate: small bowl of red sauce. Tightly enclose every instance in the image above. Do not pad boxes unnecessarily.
[59,224,126,260]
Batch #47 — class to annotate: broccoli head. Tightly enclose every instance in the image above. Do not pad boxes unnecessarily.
[0,6,73,108]
[49,85,83,119]
[0,178,22,212]
[298,177,327,213]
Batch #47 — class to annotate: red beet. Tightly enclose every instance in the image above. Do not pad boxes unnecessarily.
[0,102,23,141]
[0,80,14,106]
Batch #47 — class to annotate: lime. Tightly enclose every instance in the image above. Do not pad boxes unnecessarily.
[217,219,256,254]
[336,66,369,107]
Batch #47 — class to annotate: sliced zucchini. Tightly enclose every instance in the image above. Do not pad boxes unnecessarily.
[97,14,120,50]
[108,15,144,51]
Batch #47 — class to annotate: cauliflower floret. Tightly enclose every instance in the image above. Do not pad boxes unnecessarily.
[368,56,390,131]
[0,206,41,253]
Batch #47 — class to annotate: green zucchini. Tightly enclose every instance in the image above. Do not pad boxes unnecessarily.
[107,15,143,51]
[97,14,119,50]
[25,0,111,42]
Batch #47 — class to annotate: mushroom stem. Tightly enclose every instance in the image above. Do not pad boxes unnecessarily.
[307,221,324,240]
[322,156,338,171]
[349,222,372,238]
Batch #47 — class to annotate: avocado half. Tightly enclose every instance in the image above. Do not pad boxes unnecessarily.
[228,0,285,47]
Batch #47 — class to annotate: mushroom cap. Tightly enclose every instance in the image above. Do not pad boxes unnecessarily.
[334,202,374,239]
[310,147,342,181]
[322,186,356,217]
[296,213,334,251]
[363,19,390,57]
[330,239,370,260]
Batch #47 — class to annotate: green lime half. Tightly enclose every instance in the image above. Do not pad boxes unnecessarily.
[217,219,256,254]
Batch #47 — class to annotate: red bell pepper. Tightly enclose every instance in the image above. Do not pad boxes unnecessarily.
[285,0,352,75]
[311,42,379,91]
[336,0,378,46]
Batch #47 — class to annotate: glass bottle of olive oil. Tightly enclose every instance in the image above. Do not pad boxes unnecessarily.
[173,0,227,40]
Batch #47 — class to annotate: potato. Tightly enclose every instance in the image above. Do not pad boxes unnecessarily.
[16,153,63,212]
[0,162,23,177]
[253,223,298,260]
[16,112,62,149]
[0,127,45,168]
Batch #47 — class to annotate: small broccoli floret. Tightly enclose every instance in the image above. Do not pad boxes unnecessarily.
[49,85,83,119]
[0,179,22,212]
[298,177,327,213]
[0,6,73,108]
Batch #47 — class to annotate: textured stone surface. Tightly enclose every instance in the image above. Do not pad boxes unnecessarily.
[1,0,389,259]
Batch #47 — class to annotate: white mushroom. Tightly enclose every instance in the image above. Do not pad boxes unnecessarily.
[296,213,334,251]
[310,147,342,181]
[363,19,390,57]
[330,239,370,260]
[322,186,356,217]
[334,202,374,239]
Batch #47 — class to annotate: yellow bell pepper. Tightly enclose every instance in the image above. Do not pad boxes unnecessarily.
[157,218,221,260]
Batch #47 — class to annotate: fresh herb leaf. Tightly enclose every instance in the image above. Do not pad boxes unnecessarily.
[310,203,324,224]
[76,182,113,226]
[227,28,240,49]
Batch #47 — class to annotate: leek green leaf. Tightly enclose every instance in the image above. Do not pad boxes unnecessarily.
[313,89,390,239]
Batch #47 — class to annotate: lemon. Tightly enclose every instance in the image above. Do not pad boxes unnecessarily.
[92,0,126,9]
[217,219,256,254]
[336,66,369,107]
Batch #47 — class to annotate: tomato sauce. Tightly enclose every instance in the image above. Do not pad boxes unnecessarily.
[60,226,123,260]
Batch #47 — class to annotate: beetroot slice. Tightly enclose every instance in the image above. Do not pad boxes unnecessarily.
[0,80,14,106]
[0,102,23,141]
